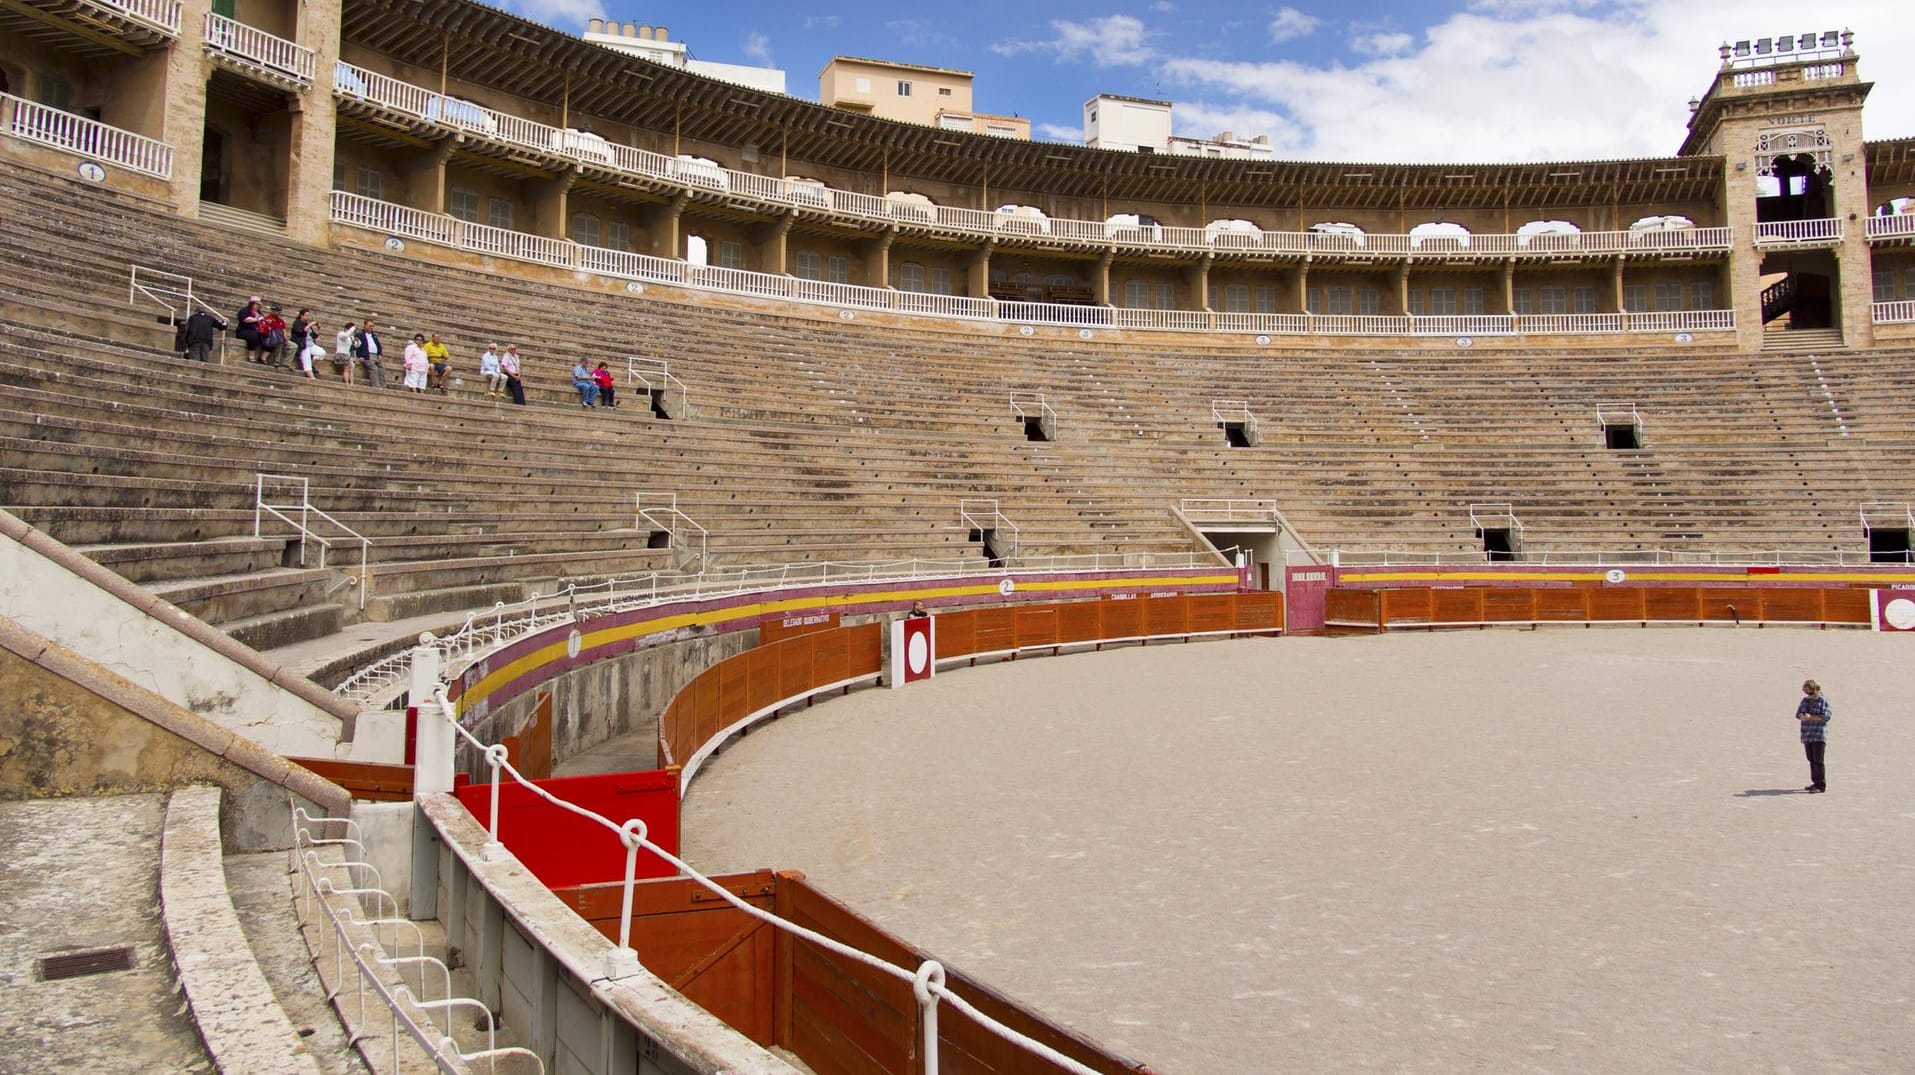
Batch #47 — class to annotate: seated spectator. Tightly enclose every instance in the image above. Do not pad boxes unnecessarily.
[259,304,290,368]
[333,322,357,384]
[572,359,599,408]
[479,343,504,397]
[235,296,265,361]
[501,345,525,405]
[403,333,430,393]
[183,307,227,363]
[425,332,451,393]
[593,361,616,408]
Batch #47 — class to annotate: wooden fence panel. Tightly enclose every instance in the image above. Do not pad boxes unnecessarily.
[1698,587,1752,622]
[289,757,413,801]
[847,623,883,678]
[1823,588,1872,624]
[1101,599,1143,638]
[1235,590,1284,631]
[1644,587,1701,622]
[1587,588,1647,622]
[1187,593,1236,634]
[1759,589,1825,622]
[972,608,1018,654]
[1479,589,1535,622]
[1430,588,1485,625]
[1056,601,1105,643]
[1322,588,1379,629]
[777,634,817,699]
[813,629,850,685]
[1533,588,1590,622]
[1381,588,1435,625]
[555,872,779,1045]
[1139,596,1190,637]
[1013,606,1060,648]
[936,610,980,658]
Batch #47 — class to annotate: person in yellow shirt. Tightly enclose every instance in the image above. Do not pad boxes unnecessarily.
[424,333,451,393]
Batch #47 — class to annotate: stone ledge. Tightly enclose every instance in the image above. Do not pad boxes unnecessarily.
[160,786,325,1075]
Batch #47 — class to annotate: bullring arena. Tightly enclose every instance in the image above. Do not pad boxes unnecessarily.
[2,0,1915,1072]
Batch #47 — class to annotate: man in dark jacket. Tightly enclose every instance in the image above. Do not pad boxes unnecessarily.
[351,319,387,388]
[182,308,227,362]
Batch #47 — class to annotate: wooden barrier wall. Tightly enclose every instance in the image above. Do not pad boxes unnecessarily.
[557,871,1152,1075]
[289,757,415,802]
[657,594,1282,772]
[657,622,885,769]
[500,692,553,782]
[1326,586,1872,631]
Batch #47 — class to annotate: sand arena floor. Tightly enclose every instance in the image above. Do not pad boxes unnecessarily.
[681,629,1915,1074]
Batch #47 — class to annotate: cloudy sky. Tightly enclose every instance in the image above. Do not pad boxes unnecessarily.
[506,0,1912,162]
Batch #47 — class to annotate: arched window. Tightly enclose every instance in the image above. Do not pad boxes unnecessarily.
[569,212,600,246]
[995,204,1049,235]
[1409,221,1471,251]
[1308,221,1366,250]
[685,234,708,266]
[886,191,936,223]
[1517,219,1580,250]
[1629,214,1695,231]
[1206,219,1260,248]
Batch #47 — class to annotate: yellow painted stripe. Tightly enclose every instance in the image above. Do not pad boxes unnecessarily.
[457,574,1239,713]
[1340,570,1915,585]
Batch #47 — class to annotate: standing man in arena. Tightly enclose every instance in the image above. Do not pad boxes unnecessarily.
[1795,679,1830,793]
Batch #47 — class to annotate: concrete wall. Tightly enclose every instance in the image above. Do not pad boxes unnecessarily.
[422,794,798,1075]
[0,510,353,759]
[463,629,752,775]
[0,618,348,850]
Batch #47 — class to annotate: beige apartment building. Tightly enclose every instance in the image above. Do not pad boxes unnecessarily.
[819,56,1029,139]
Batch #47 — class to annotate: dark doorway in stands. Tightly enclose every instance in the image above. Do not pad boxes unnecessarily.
[1481,527,1517,562]
[1868,526,1911,564]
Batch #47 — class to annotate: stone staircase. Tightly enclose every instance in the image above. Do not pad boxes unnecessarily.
[1763,326,1846,353]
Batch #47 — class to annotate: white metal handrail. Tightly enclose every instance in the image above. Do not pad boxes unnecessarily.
[633,492,708,567]
[0,93,173,179]
[1009,390,1055,429]
[254,473,371,610]
[332,552,1231,706]
[1859,502,1914,533]
[203,13,315,84]
[624,357,687,401]
[328,192,1742,340]
[1468,502,1525,536]
[1595,402,1641,431]
[291,807,544,1073]
[958,498,1019,560]
[129,264,223,321]
[1754,218,1843,244]
[1873,300,1915,325]
[1208,400,1258,437]
[1180,498,1278,523]
[430,684,1103,1075]
[1866,214,1915,240]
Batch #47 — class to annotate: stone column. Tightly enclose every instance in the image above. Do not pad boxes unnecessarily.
[159,0,215,218]
[1611,258,1626,316]
[397,136,456,214]
[966,238,992,297]
[867,228,897,287]
[1186,253,1212,311]
[1295,262,1310,313]
[283,0,342,243]
[1092,251,1113,306]
[1500,261,1515,314]
[636,193,687,258]
[531,167,577,239]
[1393,263,1410,315]
[753,212,793,275]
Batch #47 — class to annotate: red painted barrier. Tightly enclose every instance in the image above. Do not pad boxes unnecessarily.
[454,767,681,888]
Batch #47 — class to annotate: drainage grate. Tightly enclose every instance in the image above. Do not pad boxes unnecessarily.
[39,946,135,981]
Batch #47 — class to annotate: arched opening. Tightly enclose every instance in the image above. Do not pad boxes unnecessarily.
[199,126,228,205]
[1409,221,1471,251]
[1206,218,1261,248]
[782,176,829,207]
[1756,153,1830,222]
[1518,219,1581,250]
[1308,221,1366,250]
[1755,150,1840,334]
[1629,214,1695,232]
[886,191,935,223]
[1106,213,1162,241]
[995,204,1049,235]
[1874,196,1914,217]
[674,155,727,190]
[685,234,708,266]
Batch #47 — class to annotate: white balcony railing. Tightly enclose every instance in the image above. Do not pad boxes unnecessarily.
[203,13,315,85]
[330,63,1743,265]
[1866,215,1915,241]
[1875,300,1915,325]
[1754,218,1843,245]
[0,93,172,178]
[87,0,182,35]
[328,192,1745,340]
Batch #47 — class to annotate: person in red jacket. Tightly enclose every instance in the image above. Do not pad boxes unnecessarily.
[592,361,617,409]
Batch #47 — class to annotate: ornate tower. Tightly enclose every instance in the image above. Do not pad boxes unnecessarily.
[1681,31,1874,350]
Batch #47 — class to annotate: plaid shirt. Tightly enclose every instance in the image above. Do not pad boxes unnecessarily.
[1796,695,1831,743]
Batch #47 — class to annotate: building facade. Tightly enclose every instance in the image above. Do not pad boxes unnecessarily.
[582,19,786,96]
[0,0,1910,351]
[819,55,1028,139]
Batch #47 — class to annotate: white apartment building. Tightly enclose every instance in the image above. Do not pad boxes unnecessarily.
[1083,94,1273,159]
[585,20,787,95]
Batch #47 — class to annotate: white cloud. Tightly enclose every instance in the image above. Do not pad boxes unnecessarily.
[1037,122,1086,142]
[1350,30,1413,55]
[802,14,842,30]
[1171,101,1301,145]
[514,0,604,29]
[1156,1,1915,162]
[1268,7,1321,43]
[741,31,773,65]
[1151,0,1177,11]
[991,15,1156,66]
